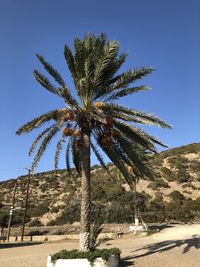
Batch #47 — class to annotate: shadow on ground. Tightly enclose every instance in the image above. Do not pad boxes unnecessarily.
[119,259,135,266]
[0,241,43,249]
[149,223,175,232]
[122,235,200,262]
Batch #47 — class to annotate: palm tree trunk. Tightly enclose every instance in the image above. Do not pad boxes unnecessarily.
[80,131,91,251]
[132,180,148,232]
[132,180,139,229]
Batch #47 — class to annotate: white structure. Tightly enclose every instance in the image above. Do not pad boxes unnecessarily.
[47,255,119,267]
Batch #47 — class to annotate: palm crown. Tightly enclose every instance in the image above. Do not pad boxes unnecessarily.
[17,33,170,177]
[16,33,171,250]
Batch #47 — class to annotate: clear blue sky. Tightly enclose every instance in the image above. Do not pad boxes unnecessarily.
[0,0,199,180]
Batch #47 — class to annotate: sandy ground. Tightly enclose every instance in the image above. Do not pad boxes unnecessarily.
[0,224,200,267]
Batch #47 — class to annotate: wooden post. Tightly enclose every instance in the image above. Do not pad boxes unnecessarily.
[21,169,31,241]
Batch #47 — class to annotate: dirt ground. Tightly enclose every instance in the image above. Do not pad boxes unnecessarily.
[0,224,200,267]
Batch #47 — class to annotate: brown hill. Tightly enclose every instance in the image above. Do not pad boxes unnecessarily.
[0,143,200,226]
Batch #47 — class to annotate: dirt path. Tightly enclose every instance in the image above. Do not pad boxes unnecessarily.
[0,224,199,267]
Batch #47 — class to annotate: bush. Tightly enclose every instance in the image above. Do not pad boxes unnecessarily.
[176,169,192,183]
[147,178,169,190]
[104,203,132,223]
[28,218,43,227]
[169,190,185,202]
[51,206,61,213]
[51,248,121,264]
[49,202,80,225]
[31,201,50,217]
[161,167,174,181]
[29,230,49,236]
[0,209,9,227]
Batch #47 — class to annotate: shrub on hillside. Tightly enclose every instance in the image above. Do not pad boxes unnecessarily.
[161,167,175,181]
[147,178,169,190]
[48,202,80,225]
[168,190,185,202]
[176,169,192,183]
[31,201,50,217]
[28,218,43,227]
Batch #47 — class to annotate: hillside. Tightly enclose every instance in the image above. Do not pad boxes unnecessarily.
[0,143,200,226]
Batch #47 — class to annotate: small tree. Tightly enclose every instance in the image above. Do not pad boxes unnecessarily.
[0,208,8,237]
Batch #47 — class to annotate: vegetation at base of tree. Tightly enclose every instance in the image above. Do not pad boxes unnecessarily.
[51,248,121,264]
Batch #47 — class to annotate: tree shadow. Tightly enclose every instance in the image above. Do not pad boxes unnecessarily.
[149,223,175,232]
[0,241,43,249]
[119,259,135,266]
[123,235,200,261]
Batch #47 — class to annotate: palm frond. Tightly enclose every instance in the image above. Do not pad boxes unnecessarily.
[36,54,66,87]
[92,52,128,100]
[104,86,149,101]
[106,52,128,84]
[65,138,72,174]
[16,110,58,135]
[111,67,154,90]
[85,38,95,86]
[102,103,172,128]
[58,87,80,108]
[64,45,76,80]
[33,70,59,95]
[55,136,65,169]
[102,144,134,187]
[74,37,86,82]
[116,136,154,179]
[113,120,157,152]
[93,41,119,88]
[91,142,110,174]
[29,125,55,156]
[31,125,60,172]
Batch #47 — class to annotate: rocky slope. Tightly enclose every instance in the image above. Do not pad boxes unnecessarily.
[0,143,200,226]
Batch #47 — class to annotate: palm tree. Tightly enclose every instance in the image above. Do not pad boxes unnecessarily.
[16,33,171,251]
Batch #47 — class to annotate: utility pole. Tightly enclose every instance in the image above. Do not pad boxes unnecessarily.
[7,182,17,242]
[21,168,31,241]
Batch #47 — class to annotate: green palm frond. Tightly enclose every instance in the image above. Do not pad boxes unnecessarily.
[104,86,149,101]
[85,38,95,86]
[35,54,79,108]
[116,136,154,179]
[113,120,157,152]
[102,103,171,128]
[31,125,60,171]
[106,52,128,84]
[33,70,59,95]
[16,110,58,135]
[65,138,72,174]
[102,144,134,187]
[92,52,128,100]
[29,125,56,156]
[93,41,119,88]
[74,37,86,82]
[91,142,110,174]
[111,67,154,90]
[64,45,76,80]
[36,54,66,87]
[58,87,80,108]
[55,136,65,169]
